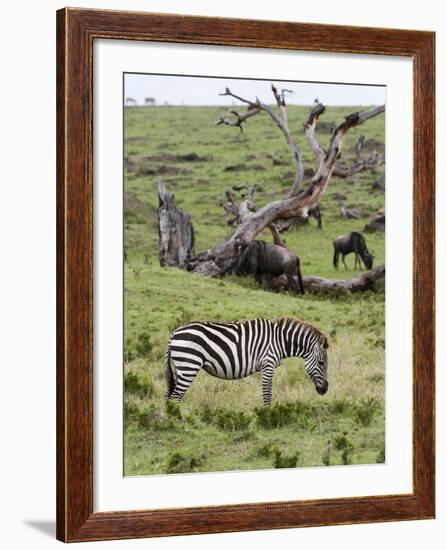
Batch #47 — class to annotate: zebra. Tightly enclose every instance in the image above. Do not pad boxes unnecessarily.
[164,318,329,406]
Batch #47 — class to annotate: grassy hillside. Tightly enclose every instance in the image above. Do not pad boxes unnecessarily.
[123,102,385,476]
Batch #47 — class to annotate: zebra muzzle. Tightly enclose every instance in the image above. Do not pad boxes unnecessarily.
[316,381,328,395]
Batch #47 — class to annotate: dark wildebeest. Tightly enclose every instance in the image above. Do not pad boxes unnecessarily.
[333,231,374,270]
[235,240,305,294]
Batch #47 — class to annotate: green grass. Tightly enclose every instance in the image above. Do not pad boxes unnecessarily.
[123,101,385,476]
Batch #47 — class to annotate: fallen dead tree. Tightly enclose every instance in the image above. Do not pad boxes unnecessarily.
[260,264,385,295]
[189,95,385,276]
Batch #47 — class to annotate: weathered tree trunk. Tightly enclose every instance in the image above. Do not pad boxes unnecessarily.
[189,104,385,276]
[157,178,195,268]
[262,264,385,295]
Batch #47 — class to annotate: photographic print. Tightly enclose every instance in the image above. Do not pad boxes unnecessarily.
[123,73,386,477]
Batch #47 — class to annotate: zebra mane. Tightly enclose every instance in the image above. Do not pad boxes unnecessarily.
[277,318,329,348]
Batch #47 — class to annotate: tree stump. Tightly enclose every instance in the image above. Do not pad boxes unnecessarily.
[157,178,195,268]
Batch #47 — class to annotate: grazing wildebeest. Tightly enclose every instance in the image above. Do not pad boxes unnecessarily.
[333,231,374,270]
[235,240,305,294]
[145,97,156,105]
[126,97,137,106]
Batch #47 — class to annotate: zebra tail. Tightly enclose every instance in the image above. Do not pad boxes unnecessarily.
[164,345,175,397]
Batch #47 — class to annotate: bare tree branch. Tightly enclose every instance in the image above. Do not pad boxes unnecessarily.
[215,107,261,132]
[304,104,385,179]
[333,152,385,178]
[216,85,304,194]
[303,101,327,165]
[221,184,285,246]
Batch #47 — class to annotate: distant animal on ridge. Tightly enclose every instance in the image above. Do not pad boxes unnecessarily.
[125,97,137,106]
[235,240,305,294]
[164,318,329,405]
[145,97,156,105]
[333,231,374,270]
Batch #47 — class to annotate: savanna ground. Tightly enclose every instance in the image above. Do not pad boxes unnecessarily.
[124,99,385,476]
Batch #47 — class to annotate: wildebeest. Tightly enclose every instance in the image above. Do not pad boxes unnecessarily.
[235,240,305,294]
[333,231,374,270]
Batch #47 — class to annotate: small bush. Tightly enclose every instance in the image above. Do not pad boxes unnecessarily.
[354,396,382,427]
[273,448,300,469]
[138,404,172,431]
[368,373,385,384]
[334,432,354,465]
[124,371,154,398]
[215,410,251,431]
[165,400,182,419]
[322,440,332,466]
[328,399,351,415]
[124,401,140,423]
[255,401,315,429]
[135,331,153,357]
[124,336,136,363]
[197,405,251,431]
[256,442,275,457]
[197,403,217,424]
[166,451,206,474]
[376,445,385,463]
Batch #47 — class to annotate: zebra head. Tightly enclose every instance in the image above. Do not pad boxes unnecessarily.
[304,334,329,395]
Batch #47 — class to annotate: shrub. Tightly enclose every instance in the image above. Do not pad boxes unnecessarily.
[256,442,275,458]
[165,400,182,419]
[135,331,153,357]
[124,336,136,363]
[197,403,215,424]
[215,410,251,431]
[354,396,382,427]
[334,432,354,465]
[124,401,140,423]
[322,440,332,466]
[138,404,172,431]
[124,371,154,398]
[166,451,206,474]
[376,445,385,463]
[255,401,315,429]
[273,449,300,469]
[197,405,251,431]
[328,399,351,415]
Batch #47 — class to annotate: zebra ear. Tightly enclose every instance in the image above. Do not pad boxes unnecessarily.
[321,335,329,349]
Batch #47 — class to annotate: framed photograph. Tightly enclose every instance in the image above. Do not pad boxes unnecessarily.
[56,8,435,542]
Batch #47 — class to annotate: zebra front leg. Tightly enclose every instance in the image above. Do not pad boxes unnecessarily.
[260,363,275,406]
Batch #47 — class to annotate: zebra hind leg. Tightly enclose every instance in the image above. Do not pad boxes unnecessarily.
[260,363,275,406]
[166,359,202,401]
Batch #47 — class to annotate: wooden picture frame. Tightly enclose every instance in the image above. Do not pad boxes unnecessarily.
[56,7,435,542]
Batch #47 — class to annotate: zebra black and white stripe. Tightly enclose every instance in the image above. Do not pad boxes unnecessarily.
[164,318,329,406]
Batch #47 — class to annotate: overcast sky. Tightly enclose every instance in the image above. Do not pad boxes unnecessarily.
[124,73,386,107]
